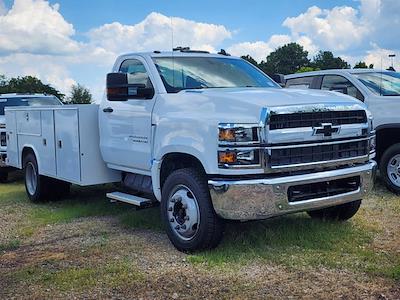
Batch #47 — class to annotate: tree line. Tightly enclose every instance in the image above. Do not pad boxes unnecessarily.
[241,42,374,76]
[0,74,92,104]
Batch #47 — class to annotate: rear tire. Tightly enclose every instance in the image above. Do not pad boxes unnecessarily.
[307,200,361,221]
[380,143,400,194]
[161,168,224,252]
[23,153,51,202]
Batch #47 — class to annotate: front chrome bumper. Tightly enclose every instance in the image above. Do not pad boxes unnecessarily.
[208,161,377,221]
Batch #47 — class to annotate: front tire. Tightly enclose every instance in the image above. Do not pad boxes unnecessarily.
[161,168,224,252]
[307,200,361,221]
[380,143,400,194]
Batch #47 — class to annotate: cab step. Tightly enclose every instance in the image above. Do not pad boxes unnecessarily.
[106,191,153,207]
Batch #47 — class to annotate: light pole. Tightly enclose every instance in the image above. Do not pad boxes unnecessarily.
[389,54,396,69]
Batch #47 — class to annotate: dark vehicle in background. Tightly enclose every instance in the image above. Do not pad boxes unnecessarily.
[0,93,62,182]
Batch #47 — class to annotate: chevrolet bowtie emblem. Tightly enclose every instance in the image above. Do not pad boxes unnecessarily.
[313,123,340,137]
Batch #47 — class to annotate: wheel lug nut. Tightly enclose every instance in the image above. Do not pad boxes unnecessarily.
[175,225,180,230]
[181,225,186,230]
[184,216,189,221]
[170,218,174,223]
[168,207,173,211]
[170,198,176,203]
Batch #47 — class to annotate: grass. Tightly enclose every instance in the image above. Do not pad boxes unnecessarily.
[0,239,21,252]
[0,175,399,283]
[188,213,400,279]
[10,259,145,292]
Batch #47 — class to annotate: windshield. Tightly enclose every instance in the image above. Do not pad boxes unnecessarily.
[152,57,279,93]
[353,72,400,96]
[0,96,62,115]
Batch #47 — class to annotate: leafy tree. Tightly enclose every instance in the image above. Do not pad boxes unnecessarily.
[67,84,92,104]
[296,66,320,73]
[312,51,350,70]
[0,75,64,100]
[0,75,7,87]
[241,55,259,67]
[353,61,370,69]
[259,43,310,75]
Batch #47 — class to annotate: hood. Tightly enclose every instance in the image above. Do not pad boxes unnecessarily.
[173,87,367,123]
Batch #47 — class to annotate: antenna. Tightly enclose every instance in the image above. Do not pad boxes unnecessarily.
[170,16,175,87]
[380,56,383,96]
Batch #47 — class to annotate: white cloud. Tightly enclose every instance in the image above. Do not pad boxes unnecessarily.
[364,45,400,70]
[227,35,291,62]
[227,34,319,62]
[283,5,369,52]
[0,53,76,94]
[0,0,79,55]
[87,12,232,55]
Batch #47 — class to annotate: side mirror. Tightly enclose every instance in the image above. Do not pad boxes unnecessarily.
[106,73,154,101]
[330,84,348,95]
[271,74,286,87]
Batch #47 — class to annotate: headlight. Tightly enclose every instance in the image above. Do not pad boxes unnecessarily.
[218,124,259,144]
[218,150,260,167]
[218,123,262,168]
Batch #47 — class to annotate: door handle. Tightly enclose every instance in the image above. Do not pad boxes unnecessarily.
[103,107,113,113]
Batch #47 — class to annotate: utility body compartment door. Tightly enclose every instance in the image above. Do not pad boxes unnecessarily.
[5,111,18,167]
[54,109,81,182]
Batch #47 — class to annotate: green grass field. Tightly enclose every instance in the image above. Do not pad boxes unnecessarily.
[0,173,399,298]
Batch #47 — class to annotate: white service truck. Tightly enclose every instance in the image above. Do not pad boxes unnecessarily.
[5,49,377,251]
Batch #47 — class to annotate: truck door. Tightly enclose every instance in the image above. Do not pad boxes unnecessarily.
[99,58,155,172]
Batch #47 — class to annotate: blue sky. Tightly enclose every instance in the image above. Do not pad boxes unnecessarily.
[0,0,399,100]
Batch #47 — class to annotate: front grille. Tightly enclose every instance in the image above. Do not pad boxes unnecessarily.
[288,176,360,202]
[0,132,6,147]
[269,110,367,130]
[270,140,368,167]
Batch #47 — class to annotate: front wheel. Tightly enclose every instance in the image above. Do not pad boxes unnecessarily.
[307,200,361,221]
[161,168,224,252]
[380,143,400,194]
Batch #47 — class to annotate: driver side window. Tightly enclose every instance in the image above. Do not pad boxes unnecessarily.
[321,75,364,101]
[119,59,153,89]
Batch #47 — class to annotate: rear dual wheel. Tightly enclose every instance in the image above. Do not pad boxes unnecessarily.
[24,153,70,202]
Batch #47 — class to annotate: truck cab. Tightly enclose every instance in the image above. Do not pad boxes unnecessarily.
[6,50,377,252]
[285,69,400,193]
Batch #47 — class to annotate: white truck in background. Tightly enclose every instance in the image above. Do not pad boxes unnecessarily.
[0,93,62,182]
[284,69,400,193]
[6,49,377,251]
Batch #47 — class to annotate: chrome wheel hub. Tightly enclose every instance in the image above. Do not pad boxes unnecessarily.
[167,185,200,241]
[26,162,38,195]
[387,154,400,187]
